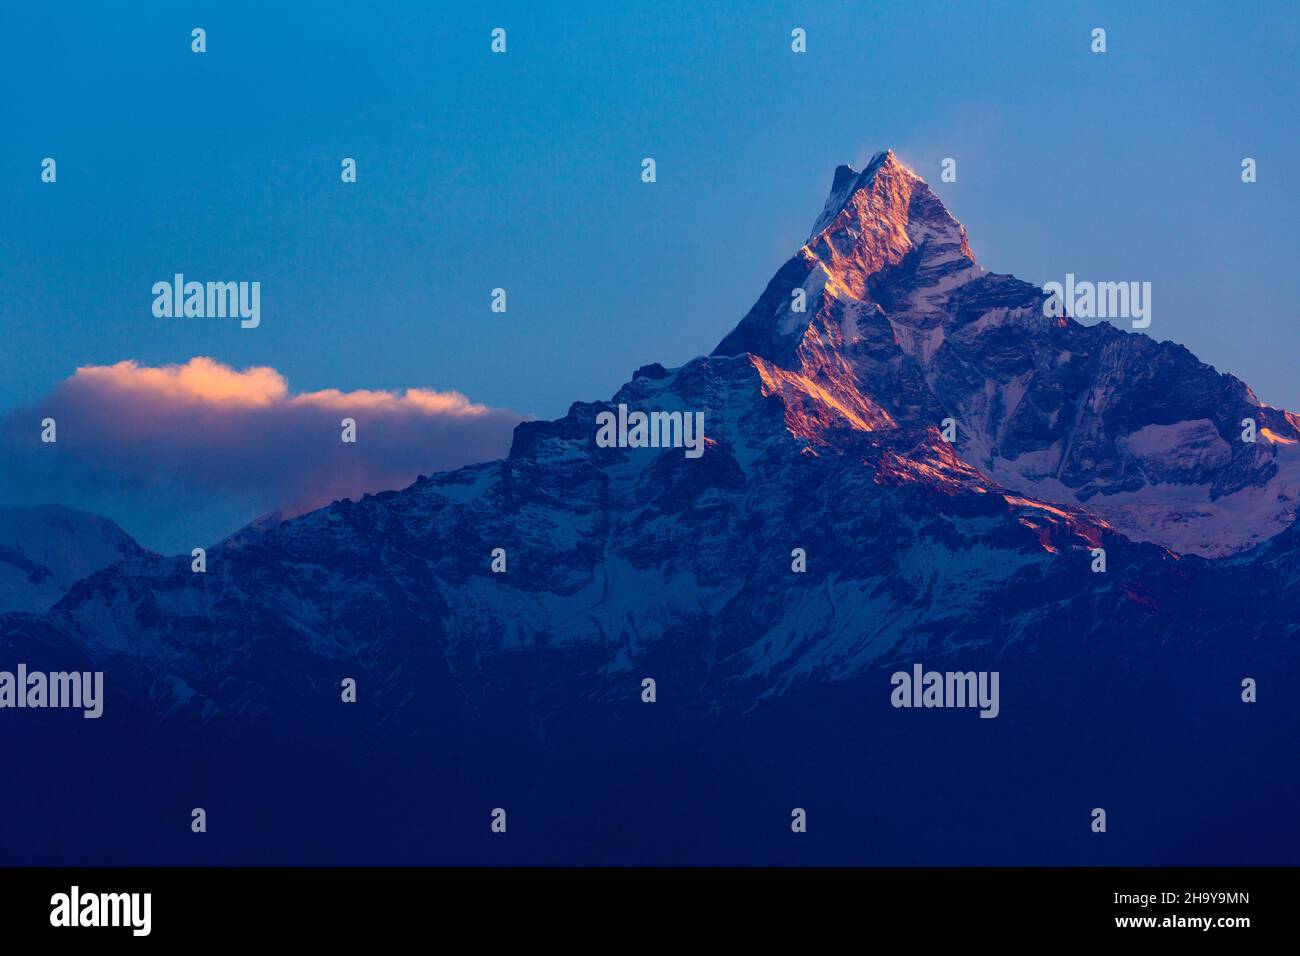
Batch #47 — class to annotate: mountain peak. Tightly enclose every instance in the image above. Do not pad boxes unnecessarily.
[714,152,1300,559]
[0,504,151,613]
[804,149,976,296]
[809,149,906,238]
[715,148,982,365]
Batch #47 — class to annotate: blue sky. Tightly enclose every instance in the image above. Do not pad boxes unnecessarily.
[3,1,1298,414]
[1,1,1298,548]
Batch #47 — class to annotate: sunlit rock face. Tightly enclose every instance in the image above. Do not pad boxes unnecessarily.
[717,150,1300,557]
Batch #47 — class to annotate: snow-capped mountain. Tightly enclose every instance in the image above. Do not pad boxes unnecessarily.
[719,150,1300,557]
[0,505,151,613]
[3,153,1298,865]
[5,150,1298,722]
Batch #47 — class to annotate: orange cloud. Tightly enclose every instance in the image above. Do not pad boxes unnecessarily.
[71,357,495,417]
[72,358,289,408]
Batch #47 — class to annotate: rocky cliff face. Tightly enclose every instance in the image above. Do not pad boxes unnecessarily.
[718,150,1300,557]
